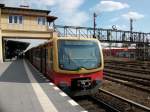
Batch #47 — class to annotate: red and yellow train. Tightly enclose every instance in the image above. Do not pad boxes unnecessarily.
[26,37,104,96]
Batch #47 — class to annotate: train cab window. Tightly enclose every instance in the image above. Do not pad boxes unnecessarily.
[58,40,101,70]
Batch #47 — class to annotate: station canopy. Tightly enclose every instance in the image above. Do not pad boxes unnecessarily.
[5,39,30,59]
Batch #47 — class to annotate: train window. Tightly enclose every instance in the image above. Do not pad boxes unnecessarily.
[35,49,41,58]
[58,40,101,70]
[50,48,53,61]
[49,48,53,69]
[46,49,48,59]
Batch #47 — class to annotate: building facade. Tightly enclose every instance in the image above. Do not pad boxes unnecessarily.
[0,4,57,62]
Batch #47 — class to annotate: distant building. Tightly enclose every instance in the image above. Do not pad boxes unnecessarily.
[0,4,57,62]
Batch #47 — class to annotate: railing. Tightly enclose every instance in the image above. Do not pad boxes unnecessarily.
[54,25,150,44]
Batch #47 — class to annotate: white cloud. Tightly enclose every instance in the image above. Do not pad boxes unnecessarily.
[115,24,128,30]
[122,11,144,20]
[0,0,20,7]
[61,12,89,26]
[53,0,89,26]
[106,24,128,30]
[58,0,84,13]
[91,0,129,13]
[1,0,88,26]
[39,0,56,6]
[109,17,120,22]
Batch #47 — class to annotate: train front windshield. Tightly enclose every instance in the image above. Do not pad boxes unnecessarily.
[58,40,101,71]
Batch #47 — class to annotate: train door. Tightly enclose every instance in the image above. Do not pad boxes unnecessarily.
[41,47,47,75]
[40,48,43,72]
[32,49,36,67]
[46,45,53,80]
[50,47,53,70]
[35,48,41,70]
[45,47,49,76]
[30,50,33,64]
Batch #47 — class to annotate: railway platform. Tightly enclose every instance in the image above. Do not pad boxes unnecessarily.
[0,59,86,112]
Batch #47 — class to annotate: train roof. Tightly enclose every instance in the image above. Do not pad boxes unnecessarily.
[26,37,101,52]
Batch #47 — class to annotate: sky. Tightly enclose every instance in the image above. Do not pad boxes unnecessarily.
[0,0,150,48]
[1,0,149,32]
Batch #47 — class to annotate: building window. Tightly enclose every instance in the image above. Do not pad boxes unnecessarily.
[19,16,23,24]
[14,16,18,23]
[8,15,23,24]
[38,17,41,24]
[37,17,46,25]
[9,16,13,23]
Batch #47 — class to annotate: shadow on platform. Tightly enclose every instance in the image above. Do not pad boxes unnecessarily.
[0,60,47,83]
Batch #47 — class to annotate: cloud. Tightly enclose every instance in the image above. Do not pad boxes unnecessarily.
[1,0,88,26]
[106,24,128,30]
[39,0,56,6]
[61,12,89,26]
[115,24,128,30]
[122,11,144,20]
[52,0,89,26]
[0,0,20,7]
[91,0,129,13]
[58,0,84,13]
[109,17,120,22]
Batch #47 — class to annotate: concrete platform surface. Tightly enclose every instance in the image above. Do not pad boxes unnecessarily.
[0,59,86,112]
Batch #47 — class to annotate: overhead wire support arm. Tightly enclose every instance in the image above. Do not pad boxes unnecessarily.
[54,25,150,44]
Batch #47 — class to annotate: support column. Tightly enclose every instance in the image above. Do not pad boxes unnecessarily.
[0,8,3,62]
[0,30,3,63]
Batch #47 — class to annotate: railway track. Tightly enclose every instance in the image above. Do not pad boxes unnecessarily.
[104,75,150,93]
[104,72,150,87]
[105,64,150,75]
[104,69,150,86]
[98,89,150,112]
[103,68,150,93]
[105,62,149,70]
[105,61,150,69]
[75,95,120,112]
[75,89,150,112]
[105,60,150,65]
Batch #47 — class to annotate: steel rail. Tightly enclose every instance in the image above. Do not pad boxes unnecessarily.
[105,61,150,67]
[91,96,121,112]
[104,69,150,81]
[99,89,150,111]
[104,64,150,74]
[104,76,150,93]
[104,72,150,87]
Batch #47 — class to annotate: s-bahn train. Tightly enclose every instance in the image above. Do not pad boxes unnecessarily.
[26,37,104,96]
